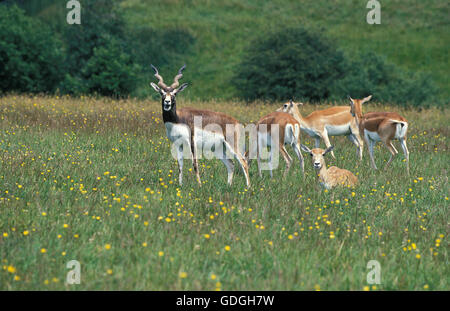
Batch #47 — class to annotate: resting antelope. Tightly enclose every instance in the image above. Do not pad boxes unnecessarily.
[150,64,250,187]
[349,95,410,174]
[300,145,358,189]
[247,111,304,178]
[277,100,364,160]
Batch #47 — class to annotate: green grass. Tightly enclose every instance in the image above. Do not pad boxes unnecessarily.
[0,95,448,290]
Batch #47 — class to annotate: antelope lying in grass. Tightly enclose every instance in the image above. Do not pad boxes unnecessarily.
[150,65,250,187]
[277,100,364,160]
[247,111,304,178]
[349,95,410,174]
[300,145,358,189]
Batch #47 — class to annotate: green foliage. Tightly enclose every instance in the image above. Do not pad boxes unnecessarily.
[1,0,447,105]
[59,0,134,96]
[234,28,439,107]
[0,5,64,94]
[233,27,346,102]
[332,52,438,108]
[56,0,194,97]
[83,41,141,97]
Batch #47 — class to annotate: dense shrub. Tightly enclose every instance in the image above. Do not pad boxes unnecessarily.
[82,41,141,97]
[233,27,346,102]
[0,1,194,98]
[0,5,64,94]
[59,0,194,97]
[59,0,131,95]
[332,52,437,108]
[234,27,438,107]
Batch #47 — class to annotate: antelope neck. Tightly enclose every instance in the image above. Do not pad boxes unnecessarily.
[163,106,179,124]
[292,111,308,128]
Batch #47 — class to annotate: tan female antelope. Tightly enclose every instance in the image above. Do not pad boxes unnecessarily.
[248,111,304,178]
[349,95,410,174]
[300,145,358,189]
[277,100,364,160]
[150,65,250,187]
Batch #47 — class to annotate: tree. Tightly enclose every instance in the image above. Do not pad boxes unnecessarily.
[233,27,346,102]
[0,5,63,93]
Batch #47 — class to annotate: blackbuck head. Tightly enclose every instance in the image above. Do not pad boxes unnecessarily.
[276,100,304,114]
[150,64,188,111]
[348,95,372,118]
[300,144,334,170]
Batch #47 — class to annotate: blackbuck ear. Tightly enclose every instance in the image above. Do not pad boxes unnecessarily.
[362,95,372,103]
[300,144,312,154]
[150,82,163,94]
[348,97,354,108]
[323,145,334,156]
[173,83,188,95]
[348,95,354,103]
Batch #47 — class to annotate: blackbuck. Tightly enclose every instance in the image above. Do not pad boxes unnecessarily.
[300,145,358,189]
[349,95,410,174]
[277,100,364,160]
[247,112,304,178]
[150,65,250,187]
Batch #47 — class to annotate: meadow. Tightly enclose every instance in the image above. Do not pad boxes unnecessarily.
[0,94,448,290]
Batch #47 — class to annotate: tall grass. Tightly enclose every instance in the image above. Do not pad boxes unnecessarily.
[0,95,447,290]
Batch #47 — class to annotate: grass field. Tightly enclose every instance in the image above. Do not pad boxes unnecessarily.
[0,95,447,290]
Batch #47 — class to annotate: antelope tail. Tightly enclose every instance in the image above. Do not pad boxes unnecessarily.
[389,120,408,139]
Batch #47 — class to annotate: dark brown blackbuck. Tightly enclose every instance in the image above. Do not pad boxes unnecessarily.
[349,95,410,174]
[150,65,250,187]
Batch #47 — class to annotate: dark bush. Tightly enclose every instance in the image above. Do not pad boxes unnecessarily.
[62,0,126,71]
[332,52,437,108]
[233,27,346,102]
[234,27,438,107]
[0,5,64,94]
[59,0,129,95]
[82,40,141,97]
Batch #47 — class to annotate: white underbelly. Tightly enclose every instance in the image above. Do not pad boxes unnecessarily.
[325,124,351,136]
[194,127,226,147]
[365,130,381,142]
[165,122,190,142]
[284,124,299,145]
[165,122,226,148]
[301,127,320,138]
